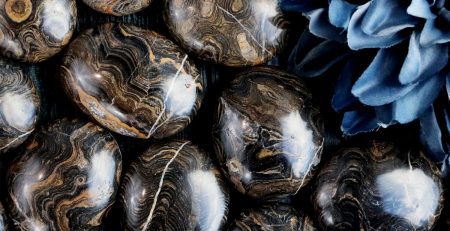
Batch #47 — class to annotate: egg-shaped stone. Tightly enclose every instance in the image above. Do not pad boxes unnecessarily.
[212,67,324,199]
[164,0,286,66]
[0,0,77,62]
[6,119,122,231]
[228,203,316,231]
[0,59,39,154]
[0,201,8,231]
[81,0,151,16]
[313,140,444,230]
[119,140,229,231]
[60,23,203,139]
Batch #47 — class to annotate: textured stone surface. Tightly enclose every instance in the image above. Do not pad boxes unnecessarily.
[82,0,151,16]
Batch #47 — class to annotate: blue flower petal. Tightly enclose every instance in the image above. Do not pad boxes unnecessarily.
[328,0,357,29]
[351,47,417,106]
[332,59,360,112]
[420,9,450,46]
[399,32,448,84]
[288,31,350,77]
[341,109,379,136]
[420,106,447,162]
[348,2,409,50]
[362,0,418,36]
[306,8,347,42]
[279,0,326,13]
[407,0,437,19]
[392,71,445,124]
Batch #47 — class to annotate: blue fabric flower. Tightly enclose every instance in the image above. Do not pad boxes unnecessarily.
[283,0,450,162]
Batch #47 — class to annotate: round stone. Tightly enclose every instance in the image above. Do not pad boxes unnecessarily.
[6,119,122,231]
[81,0,151,16]
[212,67,324,199]
[313,140,444,230]
[0,0,77,62]
[60,23,203,139]
[164,0,286,66]
[119,140,229,230]
[0,59,39,154]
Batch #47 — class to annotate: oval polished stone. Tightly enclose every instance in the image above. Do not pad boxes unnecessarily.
[212,67,324,199]
[119,140,229,231]
[82,0,151,16]
[60,23,204,139]
[0,202,8,231]
[6,119,122,231]
[164,0,286,66]
[0,59,39,154]
[313,140,444,230]
[228,203,315,231]
[0,0,77,62]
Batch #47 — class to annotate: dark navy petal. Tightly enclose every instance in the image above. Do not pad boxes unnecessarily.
[348,2,409,50]
[288,31,350,77]
[399,32,448,84]
[332,59,360,112]
[351,47,417,106]
[407,0,437,19]
[341,109,379,135]
[306,8,347,42]
[420,106,447,162]
[392,71,445,124]
[362,0,418,36]
[328,0,357,29]
[279,0,326,13]
[420,8,450,46]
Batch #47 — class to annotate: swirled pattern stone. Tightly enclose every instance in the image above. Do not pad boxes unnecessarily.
[60,23,203,139]
[212,67,324,199]
[0,202,7,231]
[164,0,286,66]
[119,140,229,231]
[228,203,315,231]
[0,0,77,62]
[6,119,122,231]
[82,0,151,16]
[313,140,444,230]
[0,59,39,154]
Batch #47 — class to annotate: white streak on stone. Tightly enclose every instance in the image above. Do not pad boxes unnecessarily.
[88,150,116,207]
[42,0,71,40]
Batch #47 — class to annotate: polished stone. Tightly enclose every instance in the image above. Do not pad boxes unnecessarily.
[60,23,204,139]
[0,59,39,154]
[82,0,151,16]
[313,140,444,230]
[0,0,77,62]
[164,0,286,66]
[6,119,122,231]
[119,140,229,231]
[212,67,324,199]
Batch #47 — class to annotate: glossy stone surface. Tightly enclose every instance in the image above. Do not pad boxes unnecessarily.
[164,0,286,66]
[61,23,204,139]
[212,67,324,199]
[6,119,122,231]
[228,203,315,231]
[0,0,77,62]
[313,140,443,230]
[82,0,151,16]
[0,202,7,231]
[0,59,39,154]
[119,140,229,231]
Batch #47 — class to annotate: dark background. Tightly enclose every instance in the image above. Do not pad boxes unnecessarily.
[0,0,449,230]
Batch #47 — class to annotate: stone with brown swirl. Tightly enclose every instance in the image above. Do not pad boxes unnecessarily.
[313,140,444,230]
[60,23,204,139]
[228,203,316,231]
[164,0,286,66]
[81,0,151,16]
[119,140,229,231]
[6,119,122,231]
[212,67,324,199]
[0,59,39,154]
[0,0,77,62]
